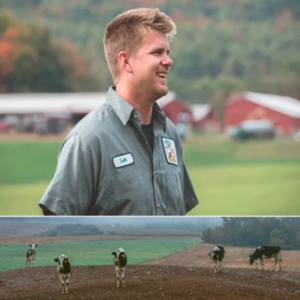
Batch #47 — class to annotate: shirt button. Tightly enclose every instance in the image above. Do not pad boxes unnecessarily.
[156,203,161,209]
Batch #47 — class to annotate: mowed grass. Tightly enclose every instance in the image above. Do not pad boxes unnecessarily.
[1,136,300,215]
[0,142,59,185]
[188,163,300,215]
[0,182,48,215]
[184,136,300,215]
[0,238,199,272]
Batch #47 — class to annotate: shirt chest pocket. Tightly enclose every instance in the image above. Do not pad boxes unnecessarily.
[113,170,142,194]
[163,169,184,215]
[111,168,152,214]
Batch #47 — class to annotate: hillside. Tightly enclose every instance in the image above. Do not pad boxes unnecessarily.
[0,0,299,101]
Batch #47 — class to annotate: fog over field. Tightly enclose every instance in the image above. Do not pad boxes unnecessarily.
[0,217,223,236]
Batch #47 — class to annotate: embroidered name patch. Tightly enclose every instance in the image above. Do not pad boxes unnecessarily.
[113,153,134,168]
[162,137,178,166]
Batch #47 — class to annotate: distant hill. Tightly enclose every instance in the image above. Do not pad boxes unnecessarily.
[0,217,222,237]
[0,220,57,236]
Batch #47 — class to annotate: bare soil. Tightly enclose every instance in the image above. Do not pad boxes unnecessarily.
[1,241,300,300]
[0,265,299,300]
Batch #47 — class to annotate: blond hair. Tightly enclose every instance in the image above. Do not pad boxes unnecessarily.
[103,8,176,83]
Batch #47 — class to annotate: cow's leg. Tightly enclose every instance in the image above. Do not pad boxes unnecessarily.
[121,267,126,287]
[63,280,67,294]
[278,256,281,272]
[59,275,64,294]
[115,266,120,287]
[261,259,264,271]
[219,260,222,273]
[272,258,276,272]
[273,255,280,272]
[65,274,70,294]
[213,261,217,273]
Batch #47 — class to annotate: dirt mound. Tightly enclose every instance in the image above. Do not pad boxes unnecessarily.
[0,264,299,300]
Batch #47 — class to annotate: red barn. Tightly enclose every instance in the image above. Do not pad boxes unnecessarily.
[191,104,220,131]
[157,91,193,126]
[225,92,300,135]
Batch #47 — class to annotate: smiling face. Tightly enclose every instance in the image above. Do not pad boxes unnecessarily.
[129,29,173,101]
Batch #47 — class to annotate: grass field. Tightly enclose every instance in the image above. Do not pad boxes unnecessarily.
[0,238,199,272]
[1,134,300,215]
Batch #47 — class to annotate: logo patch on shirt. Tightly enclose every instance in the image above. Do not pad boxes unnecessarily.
[113,153,134,168]
[162,138,178,166]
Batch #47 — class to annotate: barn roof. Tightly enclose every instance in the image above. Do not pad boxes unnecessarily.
[0,91,177,115]
[191,104,211,122]
[243,92,300,118]
[0,93,106,114]
[156,91,177,107]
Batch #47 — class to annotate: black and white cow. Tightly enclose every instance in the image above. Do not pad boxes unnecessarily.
[25,244,38,267]
[208,245,225,273]
[112,248,127,288]
[54,254,72,294]
[249,246,282,272]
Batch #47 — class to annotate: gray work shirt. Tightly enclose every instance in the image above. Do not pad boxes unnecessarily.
[39,87,199,215]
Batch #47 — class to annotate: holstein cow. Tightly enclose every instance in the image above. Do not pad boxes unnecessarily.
[208,245,225,273]
[249,246,282,272]
[25,244,38,267]
[112,248,127,287]
[54,254,72,294]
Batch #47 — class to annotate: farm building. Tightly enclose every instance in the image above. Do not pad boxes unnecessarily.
[0,91,193,135]
[191,104,219,131]
[156,91,193,126]
[225,92,300,135]
[0,92,106,133]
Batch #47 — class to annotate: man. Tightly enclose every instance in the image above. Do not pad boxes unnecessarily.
[39,8,198,215]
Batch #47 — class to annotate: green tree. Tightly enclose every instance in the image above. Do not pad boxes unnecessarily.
[269,229,288,247]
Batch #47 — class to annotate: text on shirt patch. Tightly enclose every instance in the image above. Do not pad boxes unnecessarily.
[113,153,134,168]
[162,138,178,166]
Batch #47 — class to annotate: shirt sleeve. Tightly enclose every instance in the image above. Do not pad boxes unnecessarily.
[39,133,100,215]
[182,162,199,213]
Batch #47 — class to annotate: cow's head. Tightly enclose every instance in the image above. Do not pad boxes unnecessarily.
[209,252,219,262]
[249,254,255,265]
[29,244,38,249]
[249,247,261,265]
[112,248,126,263]
[54,254,70,271]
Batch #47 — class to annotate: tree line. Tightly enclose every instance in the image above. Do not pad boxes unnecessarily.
[40,223,104,237]
[202,217,300,250]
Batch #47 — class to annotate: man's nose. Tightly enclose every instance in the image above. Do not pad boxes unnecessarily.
[162,55,173,66]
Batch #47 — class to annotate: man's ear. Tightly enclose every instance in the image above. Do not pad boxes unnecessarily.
[118,51,132,73]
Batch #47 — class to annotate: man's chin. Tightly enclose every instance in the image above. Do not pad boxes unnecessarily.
[158,85,169,97]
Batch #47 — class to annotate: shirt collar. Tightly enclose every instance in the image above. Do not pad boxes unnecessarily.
[106,86,166,133]
[153,102,166,135]
[106,86,134,126]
